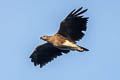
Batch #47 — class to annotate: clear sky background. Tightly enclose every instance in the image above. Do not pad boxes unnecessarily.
[0,0,120,80]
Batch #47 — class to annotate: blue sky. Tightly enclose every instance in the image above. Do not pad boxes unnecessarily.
[0,0,120,80]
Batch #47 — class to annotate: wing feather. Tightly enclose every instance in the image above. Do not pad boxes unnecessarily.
[57,8,88,41]
[30,43,69,68]
[72,7,83,16]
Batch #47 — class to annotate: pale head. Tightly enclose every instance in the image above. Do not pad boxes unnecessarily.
[40,35,50,41]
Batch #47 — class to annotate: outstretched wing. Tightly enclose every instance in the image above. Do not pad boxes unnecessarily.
[57,7,88,41]
[30,43,69,68]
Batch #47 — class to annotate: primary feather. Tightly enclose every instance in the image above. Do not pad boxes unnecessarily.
[30,43,69,68]
[57,7,88,41]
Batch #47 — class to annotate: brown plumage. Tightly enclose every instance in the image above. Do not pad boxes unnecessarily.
[30,7,89,68]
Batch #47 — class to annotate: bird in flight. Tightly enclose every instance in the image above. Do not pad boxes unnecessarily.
[30,7,89,68]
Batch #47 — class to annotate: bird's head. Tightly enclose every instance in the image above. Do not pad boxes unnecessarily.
[40,35,50,41]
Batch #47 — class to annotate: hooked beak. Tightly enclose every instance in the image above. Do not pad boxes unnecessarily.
[40,37,42,39]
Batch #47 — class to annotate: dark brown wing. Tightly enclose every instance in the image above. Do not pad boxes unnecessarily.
[30,43,69,68]
[57,7,88,41]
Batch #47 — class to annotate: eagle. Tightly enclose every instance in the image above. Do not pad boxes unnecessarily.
[30,7,89,68]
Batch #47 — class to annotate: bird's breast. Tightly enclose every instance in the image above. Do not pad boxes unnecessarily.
[55,40,78,50]
[62,40,77,47]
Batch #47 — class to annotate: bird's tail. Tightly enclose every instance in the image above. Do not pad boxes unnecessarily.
[73,45,89,52]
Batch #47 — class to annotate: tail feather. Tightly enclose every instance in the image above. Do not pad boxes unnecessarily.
[79,46,89,51]
[73,46,89,52]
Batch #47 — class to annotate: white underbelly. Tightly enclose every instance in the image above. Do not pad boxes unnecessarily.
[62,40,77,47]
[56,40,77,50]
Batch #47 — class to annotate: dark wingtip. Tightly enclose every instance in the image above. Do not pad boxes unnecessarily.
[66,7,88,18]
[72,7,83,15]
[75,8,88,16]
[67,9,76,17]
[40,64,44,68]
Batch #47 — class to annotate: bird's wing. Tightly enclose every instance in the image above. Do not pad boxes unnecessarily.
[30,43,69,68]
[57,7,88,41]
